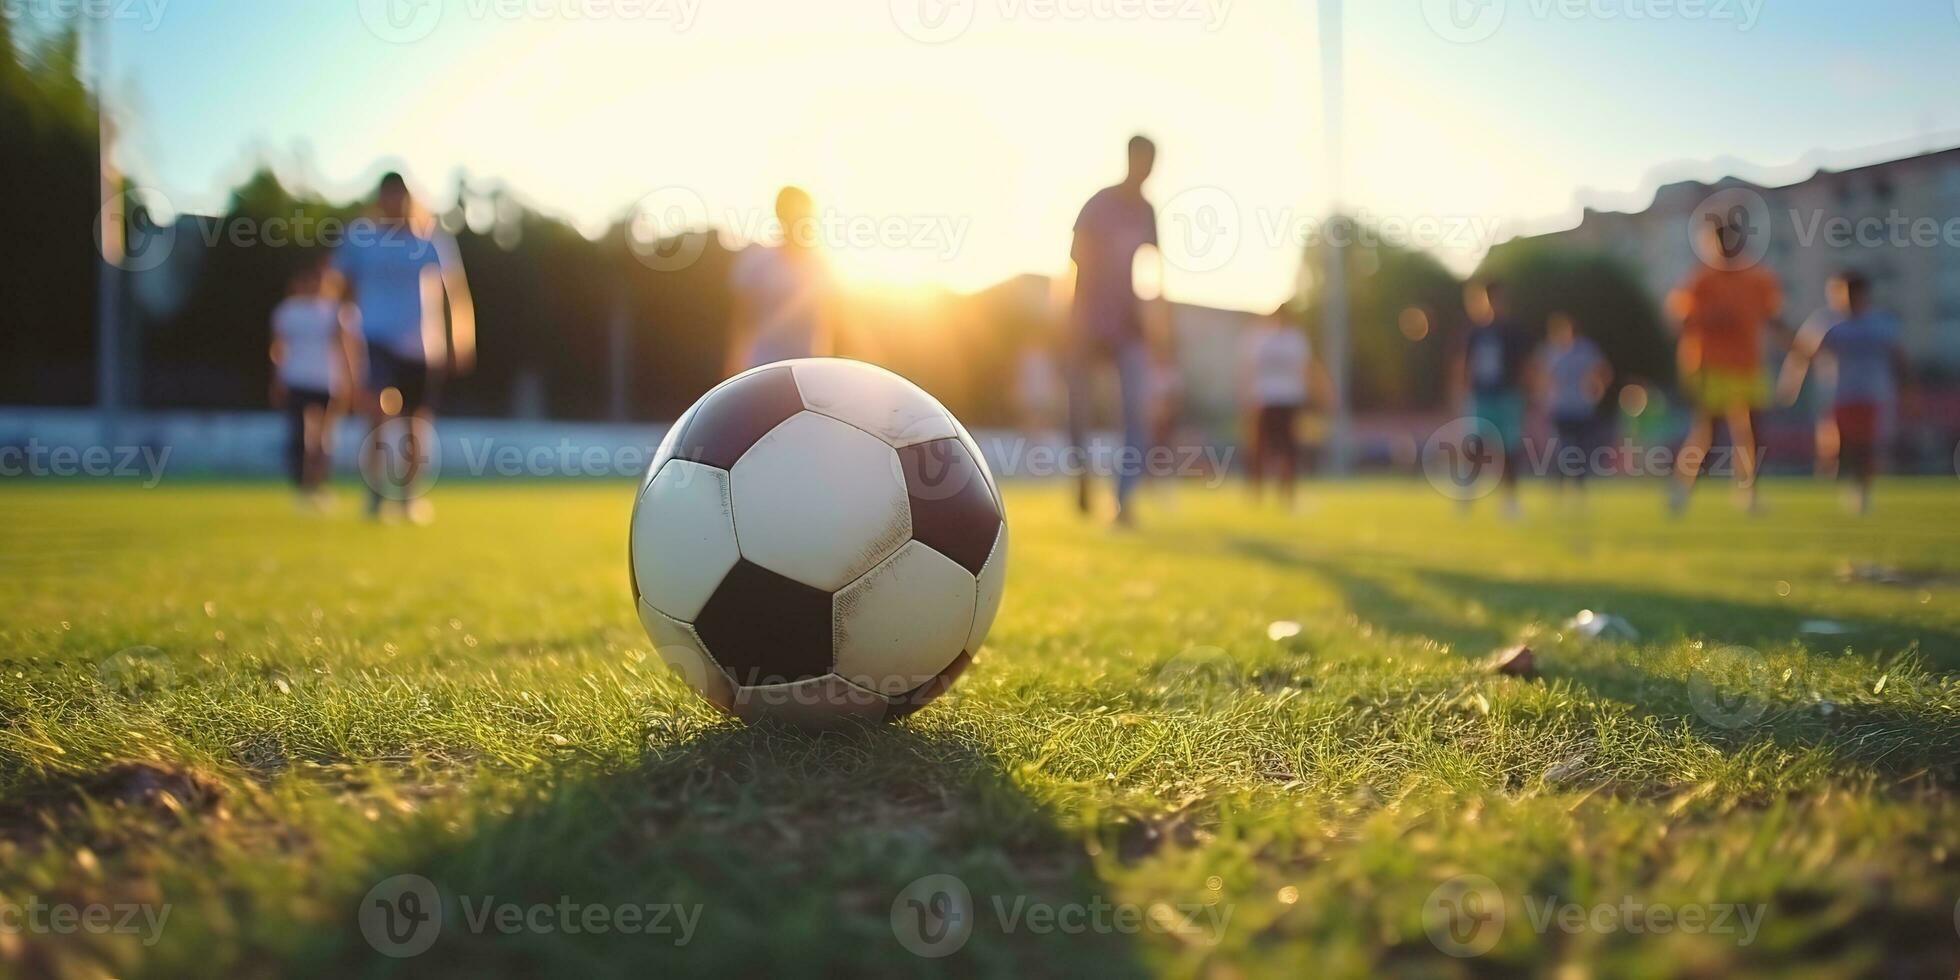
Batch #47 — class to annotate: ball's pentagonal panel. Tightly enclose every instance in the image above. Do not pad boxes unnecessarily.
[790,358,958,448]
[693,558,834,685]
[833,541,976,696]
[630,461,739,622]
[731,674,892,729]
[966,523,1008,655]
[888,650,973,720]
[955,427,1002,511]
[730,412,912,591]
[645,395,704,490]
[636,599,736,713]
[669,365,805,471]
[897,438,1003,576]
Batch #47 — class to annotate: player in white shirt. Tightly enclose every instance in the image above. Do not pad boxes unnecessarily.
[1239,305,1332,509]
[269,258,362,507]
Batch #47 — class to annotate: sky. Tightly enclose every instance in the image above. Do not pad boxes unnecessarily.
[60,0,1960,311]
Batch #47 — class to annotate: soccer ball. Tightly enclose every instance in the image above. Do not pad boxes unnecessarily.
[629,358,1007,727]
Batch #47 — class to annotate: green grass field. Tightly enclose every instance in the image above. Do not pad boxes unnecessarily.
[2,479,1958,978]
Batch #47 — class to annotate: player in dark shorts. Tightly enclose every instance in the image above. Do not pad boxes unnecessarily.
[332,172,475,523]
[1451,280,1535,518]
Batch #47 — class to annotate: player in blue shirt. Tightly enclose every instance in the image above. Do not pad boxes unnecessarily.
[333,172,475,523]
[1777,271,1912,516]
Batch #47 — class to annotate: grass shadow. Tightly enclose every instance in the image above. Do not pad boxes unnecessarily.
[301,718,1151,979]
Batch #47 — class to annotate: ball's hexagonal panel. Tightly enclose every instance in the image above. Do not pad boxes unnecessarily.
[693,558,834,685]
[669,365,805,471]
[896,438,1002,576]
[636,599,736,713]
[888,650,973,720]
[966,523,1008,655]
[731,674,892,729]
[832,540,976,696]
[631,460,740,622]
[729,411,912,591]
[789,358,958,448]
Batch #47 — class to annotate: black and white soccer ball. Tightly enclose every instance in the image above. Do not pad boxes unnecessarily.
[629,358,1007,728]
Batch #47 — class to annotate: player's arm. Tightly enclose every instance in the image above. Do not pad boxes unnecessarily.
[336,305,365,403]
[1308,351,1336,413]
[1775,317,1825,406]
[268,333,287,408]
[437,236,476,376]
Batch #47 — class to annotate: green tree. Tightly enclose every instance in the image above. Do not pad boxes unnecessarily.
[1475,239,1674,388]
[1296,218,1464,411]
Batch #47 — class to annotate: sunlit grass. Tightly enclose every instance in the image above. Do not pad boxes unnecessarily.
[0,479,1956,977]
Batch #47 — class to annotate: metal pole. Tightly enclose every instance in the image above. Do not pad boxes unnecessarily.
[93,17,123,445]
[1317,0,1350,476]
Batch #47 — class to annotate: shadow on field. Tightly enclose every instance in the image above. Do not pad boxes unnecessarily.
[1227,536,1960,666]
[307,721,1149,979]
[1231,539,1960,780]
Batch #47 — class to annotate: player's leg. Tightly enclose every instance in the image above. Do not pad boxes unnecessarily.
[284,395,308,490]
[1274,406,1299,509]
[1725,401,1759,511]
[1672,406,1714,514]
[1112,342,1150,524]
[1063,344,1096,516]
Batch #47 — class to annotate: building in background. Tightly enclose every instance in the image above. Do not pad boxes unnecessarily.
[1519,145,1960,371]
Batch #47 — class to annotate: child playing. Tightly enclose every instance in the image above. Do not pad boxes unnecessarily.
[1776,271,1912,515]
[1239,305,1331,509]
[269,258,362,508]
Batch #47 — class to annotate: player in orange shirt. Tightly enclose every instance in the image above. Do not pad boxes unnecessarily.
[1666,219,1783,514]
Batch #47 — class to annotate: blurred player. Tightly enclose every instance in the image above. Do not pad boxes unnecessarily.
[1667,220,1781,514]
[1067,135,1161,527]
[1239,305,1331,509]
[726,186,837,374]
[334,172,476,524]
[268,257,362,509]
[1535,312,1613,502]
[1451,280,1534,519]
[1776,271,1912,515]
